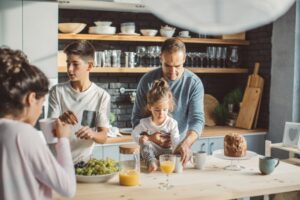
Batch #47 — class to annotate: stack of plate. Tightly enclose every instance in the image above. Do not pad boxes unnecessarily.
[89,21,116,35]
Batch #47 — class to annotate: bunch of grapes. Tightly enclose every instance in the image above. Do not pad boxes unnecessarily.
[75,158,119,176]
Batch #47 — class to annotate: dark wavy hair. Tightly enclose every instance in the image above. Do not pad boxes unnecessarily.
[0,47,49,117]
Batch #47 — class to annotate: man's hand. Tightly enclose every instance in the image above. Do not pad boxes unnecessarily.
[174,130,199,166]
[148,132,171,148]
[59,111,78,125]
[76,126,96,140]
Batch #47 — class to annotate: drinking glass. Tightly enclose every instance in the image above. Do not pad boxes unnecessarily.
[159,154,176,190]
[221,47,227,68]
[147,46,155,67]
[229,46,239,67]
[216,47,222,68]
[153,46,161,67]
[136,46,146,67]
[198,52,207,68]
[207,46,216,68]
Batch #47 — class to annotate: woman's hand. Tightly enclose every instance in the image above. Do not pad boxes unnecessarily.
[59,111,78,125]
[54,118,71,138]
[76,126,96,140]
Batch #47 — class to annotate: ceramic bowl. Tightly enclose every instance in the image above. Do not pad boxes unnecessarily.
[140,29,158,36]
[76,172,117,183]
[58,23,86,34]
[89,26,116,34]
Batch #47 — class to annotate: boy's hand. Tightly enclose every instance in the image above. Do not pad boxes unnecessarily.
[59,111,78,125]
[76,126,96,140]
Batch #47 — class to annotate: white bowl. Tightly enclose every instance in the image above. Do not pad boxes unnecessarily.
[58,23,86,34]
[160,28,175,37]
[140,29,158,36]
[89,26,116,34]
[94,21,112,27]
[76,172,117,183]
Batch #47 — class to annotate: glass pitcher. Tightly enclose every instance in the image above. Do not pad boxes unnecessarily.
[119,144,140,186]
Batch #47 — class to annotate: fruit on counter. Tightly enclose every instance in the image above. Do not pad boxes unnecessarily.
[75,158,118,176]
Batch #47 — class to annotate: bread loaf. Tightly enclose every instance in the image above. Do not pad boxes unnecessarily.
[224,133,247,157]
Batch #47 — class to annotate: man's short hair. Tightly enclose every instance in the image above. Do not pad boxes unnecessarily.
[161,38,186,54]
[64,40,95,61]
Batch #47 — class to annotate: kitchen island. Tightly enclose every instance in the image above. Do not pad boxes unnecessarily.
[54,154,300,200]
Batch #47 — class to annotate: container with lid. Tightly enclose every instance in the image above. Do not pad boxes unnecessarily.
[119,144,140,186]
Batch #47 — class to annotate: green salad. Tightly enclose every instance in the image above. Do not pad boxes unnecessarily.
[75,158,119,176]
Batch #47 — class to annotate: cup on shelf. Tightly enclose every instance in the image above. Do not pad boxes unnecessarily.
[121,22,135,34]
[179,30,190,37]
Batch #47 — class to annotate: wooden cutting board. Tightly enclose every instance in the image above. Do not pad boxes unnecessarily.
[246,62,264,128]
[236,87,261,129]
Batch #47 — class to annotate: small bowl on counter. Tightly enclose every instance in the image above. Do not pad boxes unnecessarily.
[58,23,86,34]
[140,29,158,36]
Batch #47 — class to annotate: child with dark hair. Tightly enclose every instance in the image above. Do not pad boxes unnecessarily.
[0,47,76,199]
[132,79,180,172]
[48,40,110,163]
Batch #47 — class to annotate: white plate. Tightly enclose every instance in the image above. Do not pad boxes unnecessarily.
[119,128,133,135]
[213,149,257,160]
[76,172,117,183]
[118,32,140,36]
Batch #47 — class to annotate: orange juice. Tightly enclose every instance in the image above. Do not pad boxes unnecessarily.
[119,170,140,186]
[160,161,175,174]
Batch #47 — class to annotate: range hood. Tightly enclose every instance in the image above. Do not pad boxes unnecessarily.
[58,0,150,13]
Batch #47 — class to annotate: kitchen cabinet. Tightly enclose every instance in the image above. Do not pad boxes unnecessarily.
[0,1,58,78]
[192,137,224,155]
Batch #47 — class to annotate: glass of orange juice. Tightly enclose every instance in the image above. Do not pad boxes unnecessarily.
[159,154,176,190]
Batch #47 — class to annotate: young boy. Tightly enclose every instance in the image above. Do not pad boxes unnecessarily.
[48,40,110,163]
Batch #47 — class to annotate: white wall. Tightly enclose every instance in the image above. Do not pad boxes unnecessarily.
[269,4,296,145]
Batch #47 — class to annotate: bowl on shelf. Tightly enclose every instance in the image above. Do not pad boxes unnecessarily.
[140,29,158,36]
[89,26,116,34]
[58,23,86,34]
[94,21,112,27]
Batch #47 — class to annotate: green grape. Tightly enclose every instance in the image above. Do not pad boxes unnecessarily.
[75,158,119,176]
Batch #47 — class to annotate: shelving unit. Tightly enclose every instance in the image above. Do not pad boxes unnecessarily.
[58,66,249,74]
[58,33,250,45]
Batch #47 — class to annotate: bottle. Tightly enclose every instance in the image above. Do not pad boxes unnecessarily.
[119,144,140,186]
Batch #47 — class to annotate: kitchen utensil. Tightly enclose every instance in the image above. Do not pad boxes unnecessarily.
[236,87,261,129]
[246,62,264,128]
[204,94,219,126]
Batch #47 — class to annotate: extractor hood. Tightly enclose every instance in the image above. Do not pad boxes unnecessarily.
[58,0,149,13]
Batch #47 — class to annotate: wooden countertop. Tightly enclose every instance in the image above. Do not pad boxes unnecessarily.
[54,155,300,200]
[105,126,267,144]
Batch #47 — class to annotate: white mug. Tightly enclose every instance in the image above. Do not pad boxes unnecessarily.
[179,31,190,37]
[192,151,207,170]
[39,118,58,144]
[174,154,183,173]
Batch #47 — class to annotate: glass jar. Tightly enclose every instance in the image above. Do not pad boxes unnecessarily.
[119,144,140,186]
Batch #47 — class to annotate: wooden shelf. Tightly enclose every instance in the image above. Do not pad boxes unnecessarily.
[58,66,249,74]
[58,33,250,45]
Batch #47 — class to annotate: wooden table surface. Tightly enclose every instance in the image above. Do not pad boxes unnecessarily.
[54,155,300,200]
